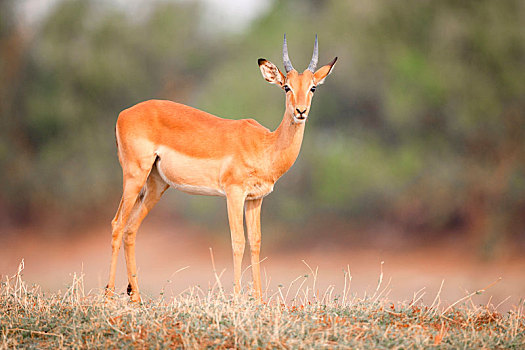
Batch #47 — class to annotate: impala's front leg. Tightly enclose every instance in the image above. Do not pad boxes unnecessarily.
[226,188,246,295]
[245,198,263,300]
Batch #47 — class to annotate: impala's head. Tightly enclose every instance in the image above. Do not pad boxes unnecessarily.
[258,34,337,124]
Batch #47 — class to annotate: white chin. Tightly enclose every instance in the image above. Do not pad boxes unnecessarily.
[293,115,307,124]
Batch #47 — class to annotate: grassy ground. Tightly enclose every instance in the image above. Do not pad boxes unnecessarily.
[1,261,524,349]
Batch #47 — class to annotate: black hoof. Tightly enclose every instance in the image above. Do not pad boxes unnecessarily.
[127,283,132,296]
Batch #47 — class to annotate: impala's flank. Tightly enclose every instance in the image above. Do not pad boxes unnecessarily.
[105,35,337,302]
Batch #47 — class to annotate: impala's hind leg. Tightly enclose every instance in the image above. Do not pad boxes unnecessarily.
[106,155,156,298]
[123,163,168,302]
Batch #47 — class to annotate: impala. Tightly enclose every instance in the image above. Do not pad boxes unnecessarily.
[105,35,337,302]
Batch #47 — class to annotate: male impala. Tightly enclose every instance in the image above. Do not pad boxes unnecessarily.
[106,35,337,302]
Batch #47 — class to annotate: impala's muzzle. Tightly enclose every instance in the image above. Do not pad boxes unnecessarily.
[293,107,308,123]
[296,108,307,116]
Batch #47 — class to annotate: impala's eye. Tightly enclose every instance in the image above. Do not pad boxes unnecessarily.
[310,86,316,93]
[284,85,291,93]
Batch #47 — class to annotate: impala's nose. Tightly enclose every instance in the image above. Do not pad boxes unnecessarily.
[293,105,308,123]
[296,108,307,116]
[295,108,308,121]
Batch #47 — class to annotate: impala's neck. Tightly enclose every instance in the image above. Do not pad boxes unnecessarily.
[269,110,306,180]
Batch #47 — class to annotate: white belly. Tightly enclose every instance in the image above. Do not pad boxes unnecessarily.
[155,147,226,197]
[162,180,225,196]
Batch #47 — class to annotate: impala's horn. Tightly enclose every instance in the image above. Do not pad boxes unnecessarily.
[283,34,295,73]
[308,34,319,72]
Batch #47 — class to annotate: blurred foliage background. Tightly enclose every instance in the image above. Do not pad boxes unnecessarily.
[1,0,524,255]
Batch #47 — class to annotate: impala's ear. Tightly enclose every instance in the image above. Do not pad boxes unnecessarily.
[258,58,285,86]
[313,57,337,85]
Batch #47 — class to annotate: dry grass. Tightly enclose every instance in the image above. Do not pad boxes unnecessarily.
[1,260,524,349]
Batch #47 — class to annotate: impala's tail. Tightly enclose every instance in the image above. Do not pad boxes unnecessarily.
[114,125,119,149]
